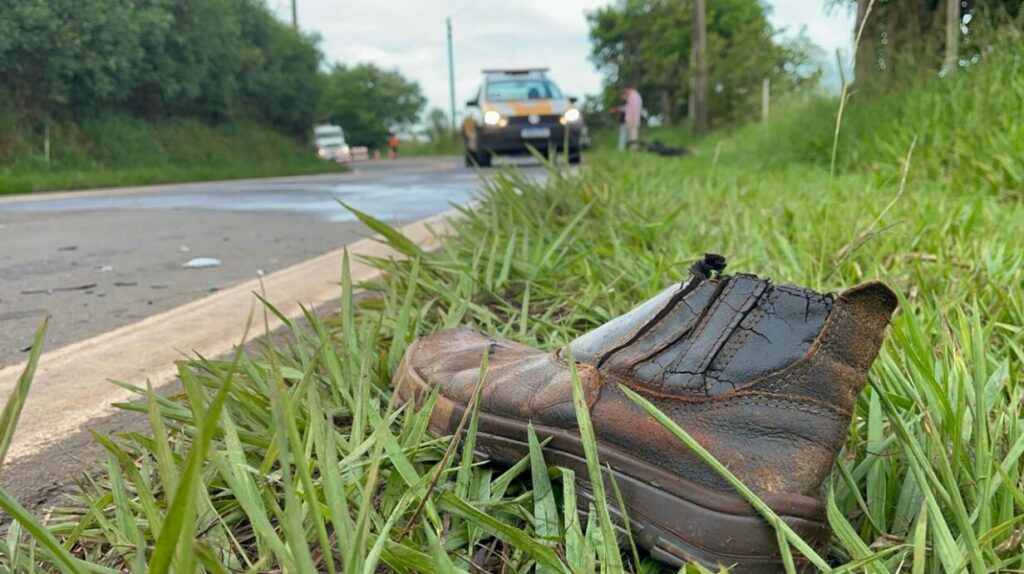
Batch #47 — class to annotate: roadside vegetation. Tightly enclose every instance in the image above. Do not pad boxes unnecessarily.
[0,0,429,194]
[2,25,1023,572]
[0,115,345,195]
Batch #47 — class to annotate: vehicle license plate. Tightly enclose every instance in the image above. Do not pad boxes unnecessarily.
[521,127,551,139]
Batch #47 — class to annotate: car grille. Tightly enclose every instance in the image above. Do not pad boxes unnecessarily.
[506,114,562,126]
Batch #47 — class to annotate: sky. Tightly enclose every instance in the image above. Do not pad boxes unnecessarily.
[270,0,855,120]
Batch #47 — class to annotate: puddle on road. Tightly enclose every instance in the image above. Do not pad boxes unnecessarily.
[0,167,545,223]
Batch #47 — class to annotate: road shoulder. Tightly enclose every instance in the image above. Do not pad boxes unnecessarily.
[0,209,459,467]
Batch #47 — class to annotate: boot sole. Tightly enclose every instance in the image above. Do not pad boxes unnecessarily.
[393,353,830,572]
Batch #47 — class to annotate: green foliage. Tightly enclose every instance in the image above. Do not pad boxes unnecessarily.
[319,64,427,146]
[0,114,344,194]
[839,0,1024,83]
[587,0,821,127]
[0,0,323,135]
[423,107,452,142]
[398,138,462,158]
[744,34,1024,195]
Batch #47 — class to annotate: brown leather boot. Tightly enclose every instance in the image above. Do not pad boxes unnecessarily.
[393,255,897,571]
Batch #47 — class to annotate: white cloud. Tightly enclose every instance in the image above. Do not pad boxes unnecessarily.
[772,0,855,55]
[271,0,855,119]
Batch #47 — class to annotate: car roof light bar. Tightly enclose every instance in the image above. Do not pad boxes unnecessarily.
[482,68,549,77]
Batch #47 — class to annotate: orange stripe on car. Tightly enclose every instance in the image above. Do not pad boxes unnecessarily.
[506,100,555,115]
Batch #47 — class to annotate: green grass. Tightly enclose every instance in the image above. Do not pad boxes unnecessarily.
[2,37,1024,573]
[397,137,463,158]
[0,114,346,195]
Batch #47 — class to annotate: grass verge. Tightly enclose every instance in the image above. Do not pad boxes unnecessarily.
[0,115,346,195]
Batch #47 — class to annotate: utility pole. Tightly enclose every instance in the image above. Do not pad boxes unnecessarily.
[691,0,708,134]
[291,0,298,30]
[446,18,457,135]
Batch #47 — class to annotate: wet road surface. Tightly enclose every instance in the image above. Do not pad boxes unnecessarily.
[0,157,545,367]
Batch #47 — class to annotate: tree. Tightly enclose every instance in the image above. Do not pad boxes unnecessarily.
[0,0,323,135]
[319,64,426,146]
[422,108,451,141]
[691,0,708,133]
[837,0,1024,84]
[588,0,818,129]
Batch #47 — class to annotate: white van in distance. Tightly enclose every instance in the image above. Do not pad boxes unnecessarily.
[313,124,350,161]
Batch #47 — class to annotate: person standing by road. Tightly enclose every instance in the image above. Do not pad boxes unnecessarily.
[623,87,642,149]
[388,134,400,159]
[614,87,643,150]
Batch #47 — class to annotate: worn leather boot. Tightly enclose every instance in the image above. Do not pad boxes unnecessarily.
[393,255,897,571]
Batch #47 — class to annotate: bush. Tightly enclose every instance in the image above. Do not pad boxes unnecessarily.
[0,114,344,194]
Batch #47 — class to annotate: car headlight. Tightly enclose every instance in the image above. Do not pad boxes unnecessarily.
[317,148,327,157]
[483,110,502,126]
[341,145,350,154]
[563,108,581,123]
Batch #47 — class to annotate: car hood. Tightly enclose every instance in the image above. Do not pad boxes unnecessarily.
[485,98,572,117]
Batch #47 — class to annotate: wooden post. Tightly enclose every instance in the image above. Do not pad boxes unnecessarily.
[691,0,708,134]
[43,119,50,163]
[761,78,770,123]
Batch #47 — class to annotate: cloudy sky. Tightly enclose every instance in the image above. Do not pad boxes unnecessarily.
[270,0,854,118]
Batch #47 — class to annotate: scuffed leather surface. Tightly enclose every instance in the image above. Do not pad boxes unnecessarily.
[570,273,835,398]
[708,285,832,387]
[568,281,688,364]
[406,327,602,428]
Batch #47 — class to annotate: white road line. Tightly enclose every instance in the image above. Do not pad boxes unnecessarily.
[0,208,460,463]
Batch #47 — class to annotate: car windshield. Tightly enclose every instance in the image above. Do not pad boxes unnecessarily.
[485,79,562,101]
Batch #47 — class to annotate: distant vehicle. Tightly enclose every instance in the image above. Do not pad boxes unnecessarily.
[463,68,587,167]
[313,124,351,162]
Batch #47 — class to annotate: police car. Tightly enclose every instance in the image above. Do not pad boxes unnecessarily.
[463,68,586,167]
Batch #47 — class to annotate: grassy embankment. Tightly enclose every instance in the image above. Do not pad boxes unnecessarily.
[1,37,1023,572]
[0,114,346,195]
[398,137,464,158]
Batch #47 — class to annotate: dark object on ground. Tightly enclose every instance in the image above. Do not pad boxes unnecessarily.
[393,255,898,571]
[629,139,692,157]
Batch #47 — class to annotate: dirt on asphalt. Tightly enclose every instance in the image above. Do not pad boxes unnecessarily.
[0,209,368,369]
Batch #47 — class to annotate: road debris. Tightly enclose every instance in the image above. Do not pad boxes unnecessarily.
[178,244,191,253]
[98,265,114,272]
[58,245,78,252]
[113,281,138,287]
[182,257,222,269]
[21,283,98,295]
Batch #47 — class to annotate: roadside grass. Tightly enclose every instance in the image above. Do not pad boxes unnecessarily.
[0,115,346,195]
[2,40,1024,572]
[398,137,463,158]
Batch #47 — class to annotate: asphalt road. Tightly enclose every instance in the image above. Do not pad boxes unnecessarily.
[0,156,542,369]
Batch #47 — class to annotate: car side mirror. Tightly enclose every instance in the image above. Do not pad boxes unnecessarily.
[466,98,479,107]
[568,96,578,104]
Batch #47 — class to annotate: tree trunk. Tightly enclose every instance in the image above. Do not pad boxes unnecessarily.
[854,0,876,84]
[691,0,708,134]
[944,0,960,71]
[660,89,673,127]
